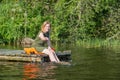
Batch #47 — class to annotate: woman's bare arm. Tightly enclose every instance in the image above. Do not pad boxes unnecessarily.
[39,32,51,47]
[39,32,48,41]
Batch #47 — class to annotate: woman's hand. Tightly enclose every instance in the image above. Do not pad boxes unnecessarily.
[48,46,55,53]
[48,46,51,50]
[45,37,49,41]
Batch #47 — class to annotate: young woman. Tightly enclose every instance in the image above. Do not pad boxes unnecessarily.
[32,21,60,63]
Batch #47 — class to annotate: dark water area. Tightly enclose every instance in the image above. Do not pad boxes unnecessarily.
[0,44,120,80]
[55,46,120,80]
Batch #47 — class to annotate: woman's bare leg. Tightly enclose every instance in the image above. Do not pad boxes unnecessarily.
[52,51,60,62]
[42,49,60,62]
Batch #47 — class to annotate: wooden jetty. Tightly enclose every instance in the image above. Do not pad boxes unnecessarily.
[0,49,71,63]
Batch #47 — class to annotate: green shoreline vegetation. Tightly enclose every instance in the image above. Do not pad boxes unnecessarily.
[0,0,119,48]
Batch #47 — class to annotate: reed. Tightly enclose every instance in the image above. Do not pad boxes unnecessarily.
[76,39,120,48]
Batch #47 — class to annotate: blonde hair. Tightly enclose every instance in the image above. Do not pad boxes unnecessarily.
[41,21,51,32]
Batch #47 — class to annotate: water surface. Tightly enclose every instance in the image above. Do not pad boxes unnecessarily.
[0,45,120,80]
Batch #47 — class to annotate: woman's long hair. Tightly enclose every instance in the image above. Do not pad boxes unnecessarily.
[41,21,51,33]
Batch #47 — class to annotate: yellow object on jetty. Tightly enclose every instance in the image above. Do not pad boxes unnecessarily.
[24,47,43,55]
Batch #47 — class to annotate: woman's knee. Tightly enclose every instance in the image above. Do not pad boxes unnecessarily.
[42,49,49,54]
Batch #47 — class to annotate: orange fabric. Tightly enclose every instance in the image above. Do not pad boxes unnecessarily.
[24,47,43,55]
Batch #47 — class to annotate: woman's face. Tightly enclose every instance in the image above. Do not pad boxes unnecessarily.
[44,24,50,33]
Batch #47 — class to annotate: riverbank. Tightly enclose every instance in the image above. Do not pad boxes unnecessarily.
[75,39,120,48]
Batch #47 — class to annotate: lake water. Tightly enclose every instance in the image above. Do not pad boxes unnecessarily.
[0,44,120,80]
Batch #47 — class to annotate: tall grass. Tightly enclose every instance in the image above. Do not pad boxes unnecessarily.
[76,39,120,48]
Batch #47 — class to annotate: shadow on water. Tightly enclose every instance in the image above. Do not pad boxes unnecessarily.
[0,44,120,80]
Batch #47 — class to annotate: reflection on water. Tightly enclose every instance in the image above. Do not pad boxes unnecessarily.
[23,63,57,80]
[23,63,40,80]
[0,62,57,80]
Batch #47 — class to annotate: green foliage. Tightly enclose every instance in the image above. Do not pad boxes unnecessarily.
[0,0,119,45]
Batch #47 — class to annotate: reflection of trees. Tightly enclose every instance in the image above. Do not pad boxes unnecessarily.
[23,63,57,80]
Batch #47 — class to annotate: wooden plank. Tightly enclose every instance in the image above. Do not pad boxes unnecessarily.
[0,55,42,62]
[0,49,71,62]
